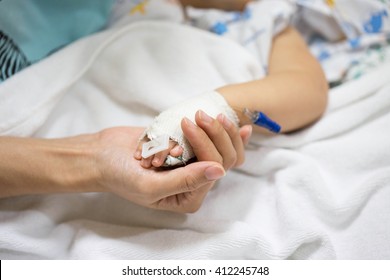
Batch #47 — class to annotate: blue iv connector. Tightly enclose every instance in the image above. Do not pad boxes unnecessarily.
[243,108,281,133]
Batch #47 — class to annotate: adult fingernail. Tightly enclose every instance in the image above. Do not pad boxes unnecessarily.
[183,117,197,128]
[247,125,253,137]
[199,110,213,123]
[217,114,232,129]
[244,125,253,143]
[205,165,226,180]
[223,116,232,129]
[217,114,224,123]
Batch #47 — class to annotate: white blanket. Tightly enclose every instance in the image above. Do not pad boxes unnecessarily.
[1,21,390,259]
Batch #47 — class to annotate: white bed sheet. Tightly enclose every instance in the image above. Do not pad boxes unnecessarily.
[0,21,390,259]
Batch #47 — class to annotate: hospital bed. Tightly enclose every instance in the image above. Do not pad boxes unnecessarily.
[0,13,389,259]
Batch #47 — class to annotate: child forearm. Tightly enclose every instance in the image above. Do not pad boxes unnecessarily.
[218,71,328,133]
[217,27,328,133]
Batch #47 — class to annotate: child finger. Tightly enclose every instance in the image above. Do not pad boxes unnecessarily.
[151,141,178,167]
[134,143,144,160]
[170,144,183,157]
[141,156,153,169]
[134,137,149,160]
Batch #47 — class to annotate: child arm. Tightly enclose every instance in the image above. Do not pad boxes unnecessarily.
[217,26,328,133]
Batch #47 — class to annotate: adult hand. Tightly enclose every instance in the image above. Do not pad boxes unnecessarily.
[96,111,252,213]
[0,112,251,213]
[184,110,252,169]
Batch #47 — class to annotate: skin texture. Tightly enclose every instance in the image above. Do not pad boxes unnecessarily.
[0,112,251,213]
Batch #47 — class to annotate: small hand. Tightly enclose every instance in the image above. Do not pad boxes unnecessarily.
[134,137,184,168]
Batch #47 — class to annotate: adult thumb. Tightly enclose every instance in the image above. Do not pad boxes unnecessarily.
[158,161,226,197]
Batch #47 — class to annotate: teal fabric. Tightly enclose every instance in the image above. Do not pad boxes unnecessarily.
[0,0,114,81]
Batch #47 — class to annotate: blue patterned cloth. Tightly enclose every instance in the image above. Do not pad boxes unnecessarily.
[0,0,114,82]
[299,0,390,84]
[189,0,390,85]
[1,0,390,85]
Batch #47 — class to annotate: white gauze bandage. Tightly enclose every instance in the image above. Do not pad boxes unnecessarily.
[141,90,239,166]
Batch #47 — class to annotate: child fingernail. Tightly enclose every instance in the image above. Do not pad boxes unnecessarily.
[141,158,151,168]
[152,158,160,166]
[134,150,141,159]
[170,146,183,156]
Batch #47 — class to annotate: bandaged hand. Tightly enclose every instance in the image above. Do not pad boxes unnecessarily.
[134,91,239,168]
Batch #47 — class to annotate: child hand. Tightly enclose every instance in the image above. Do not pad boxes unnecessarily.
[134,137,184,168]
